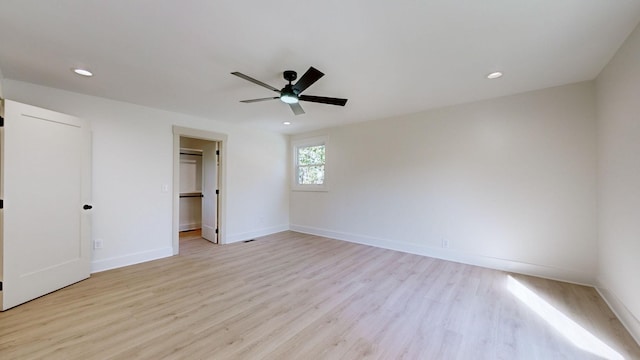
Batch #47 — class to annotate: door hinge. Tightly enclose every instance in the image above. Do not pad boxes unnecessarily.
[215,189,219,195]
[0,115,4,127]
[216,150,220,156]
[0,199,3,209]
[215,228,218,234]
[0,281,3,291]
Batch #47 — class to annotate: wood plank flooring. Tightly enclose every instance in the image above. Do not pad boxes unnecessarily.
[1,231,639,359]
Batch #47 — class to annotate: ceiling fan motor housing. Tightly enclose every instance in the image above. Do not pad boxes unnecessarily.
[282,84,297,96]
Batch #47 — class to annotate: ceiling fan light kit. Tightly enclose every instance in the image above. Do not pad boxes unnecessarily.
[231,66,348,115]
[280,86,299,104]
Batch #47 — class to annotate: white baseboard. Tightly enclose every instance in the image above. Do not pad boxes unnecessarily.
[290,224,595,286]
[179,223,201,232]
[596,284,640,346]
[226,224,290,244]
[91,247,173,273]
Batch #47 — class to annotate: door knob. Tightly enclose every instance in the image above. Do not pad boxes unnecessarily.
[83,204,93,210]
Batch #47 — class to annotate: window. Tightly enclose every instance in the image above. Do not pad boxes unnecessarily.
[292,136,327,191]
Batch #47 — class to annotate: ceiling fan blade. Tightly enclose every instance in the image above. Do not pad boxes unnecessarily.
[299,95,348,106]
[289,102,305,115]
[292,67,324,94]
[240,97,279,103]
[231,72,280,92]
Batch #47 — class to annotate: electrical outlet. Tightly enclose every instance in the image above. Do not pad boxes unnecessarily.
[441,238,450,249]
[94,239,103,249]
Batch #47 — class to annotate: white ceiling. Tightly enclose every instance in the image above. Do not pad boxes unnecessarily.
[1,1,639,134]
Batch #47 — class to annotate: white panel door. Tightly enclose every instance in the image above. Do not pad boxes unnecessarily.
[201,141,217,243]
[1,100,91,310]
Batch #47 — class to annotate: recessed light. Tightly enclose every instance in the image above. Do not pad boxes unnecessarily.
[283,121,291,125]
[72,68,93,77]
[487,71,503,79]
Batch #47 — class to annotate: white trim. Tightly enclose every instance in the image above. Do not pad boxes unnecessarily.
[91,247,173,273]
[172,126,228,254]
[596,284,640,346]
[291,135,328,192]
[0,71,4,98]
[226,224,290,244]
[179,223,201,232]
[289,224,595,286]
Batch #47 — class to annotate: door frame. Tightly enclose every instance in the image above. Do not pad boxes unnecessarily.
[172,126,227,254]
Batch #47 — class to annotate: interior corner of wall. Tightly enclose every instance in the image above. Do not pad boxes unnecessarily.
[595,282,640,346]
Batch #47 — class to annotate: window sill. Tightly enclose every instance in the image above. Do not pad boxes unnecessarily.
[291,186,328,192]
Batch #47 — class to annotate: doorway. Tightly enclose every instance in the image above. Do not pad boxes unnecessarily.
[179,137,218,244]
[172,126,227,255]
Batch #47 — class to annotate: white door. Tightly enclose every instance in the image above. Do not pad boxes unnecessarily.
[1,100,91,310]
[201,141,218,243]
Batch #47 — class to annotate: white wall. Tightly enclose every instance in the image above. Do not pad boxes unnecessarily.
[291,82,598,284]
[179,196,202,231]
[596,22,640,343]
[2,79,289,271]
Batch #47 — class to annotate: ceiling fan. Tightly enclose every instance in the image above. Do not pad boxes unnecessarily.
[231,67,348,115]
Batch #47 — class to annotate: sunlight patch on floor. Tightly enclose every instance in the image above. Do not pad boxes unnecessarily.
[507,276,624,360]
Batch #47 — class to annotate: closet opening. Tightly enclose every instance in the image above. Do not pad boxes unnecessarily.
[179,137,219,246]
[172,126,227,255]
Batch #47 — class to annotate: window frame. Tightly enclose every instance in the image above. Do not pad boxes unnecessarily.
[291,135,328,192]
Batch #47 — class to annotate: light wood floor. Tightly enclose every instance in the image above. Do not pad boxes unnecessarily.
[1,231,638,359]
[180,228,203,241]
